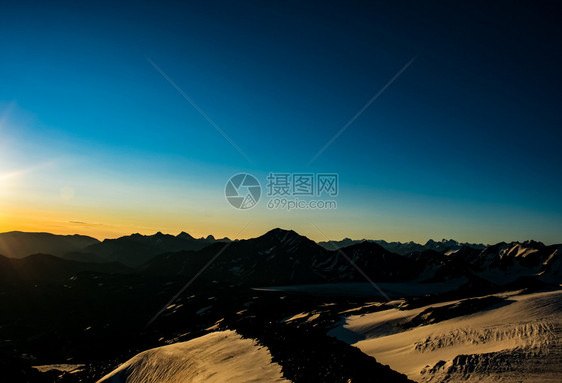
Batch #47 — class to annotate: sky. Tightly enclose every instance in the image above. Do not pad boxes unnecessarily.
[0,0,561,244]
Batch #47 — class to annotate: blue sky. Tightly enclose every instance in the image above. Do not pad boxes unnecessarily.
[1,0,561,243]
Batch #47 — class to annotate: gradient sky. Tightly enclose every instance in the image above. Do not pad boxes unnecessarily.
[1,0,561,244]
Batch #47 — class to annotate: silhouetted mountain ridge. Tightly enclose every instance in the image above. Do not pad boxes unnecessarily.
[0,231,99,259]
[1,229,559,290]
[68,232,231,266]
[140,229,420,286]
[319,237,486,255]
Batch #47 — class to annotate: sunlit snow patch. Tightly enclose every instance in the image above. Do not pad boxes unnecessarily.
[97,330,290,383]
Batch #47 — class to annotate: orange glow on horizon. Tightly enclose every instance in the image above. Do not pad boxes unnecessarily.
[0,206,264,241]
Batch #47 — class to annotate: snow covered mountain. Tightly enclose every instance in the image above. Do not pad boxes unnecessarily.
[329,289,562,382]
[97,330,289,383]
[421,240,562,286]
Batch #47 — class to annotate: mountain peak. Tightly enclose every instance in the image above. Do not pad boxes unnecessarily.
[522,240,545,249]
[177,231,195,240]
[263,227,293,235]
[259,228,312,248]
[425,238,458,246]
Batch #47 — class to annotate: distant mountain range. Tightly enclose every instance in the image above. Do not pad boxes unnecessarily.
[76,231,231,266]
[318,238,486,255]
[1,230,487,264]
[139,228,422,286]
[0,231,230,266]
[140,229,560,289]
[0,229,559,291]
[0,231,99,259]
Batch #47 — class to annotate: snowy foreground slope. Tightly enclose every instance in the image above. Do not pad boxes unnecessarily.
[97,330,290,383]
[329,290,562,383]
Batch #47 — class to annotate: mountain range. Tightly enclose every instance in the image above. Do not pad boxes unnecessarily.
[1,228,560,383]
[0,228,559,291]
[0,231,231,266]
[0,231,99,259]
[75,231,231,266]
[0,230,488,264]
[318,238,486,255]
